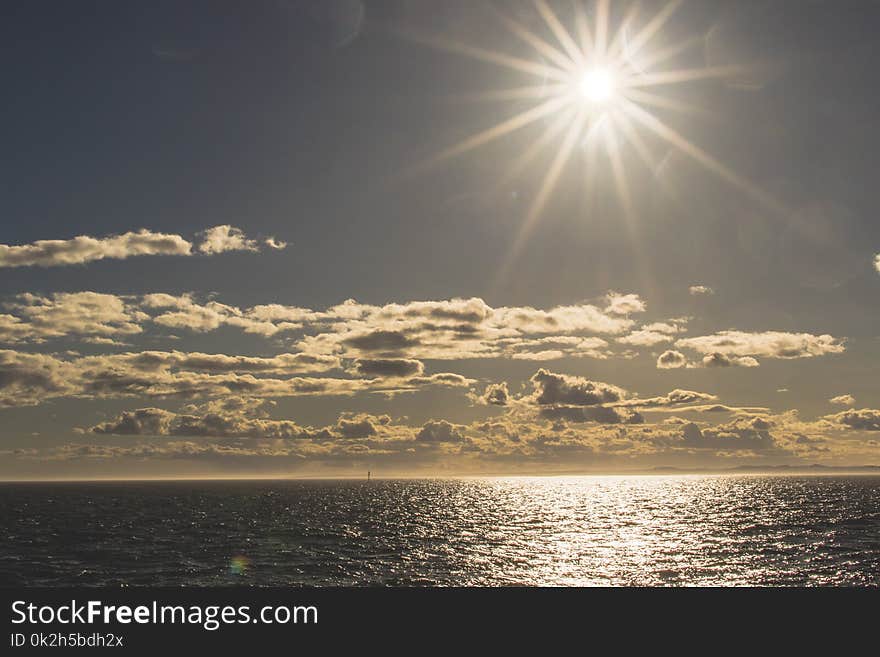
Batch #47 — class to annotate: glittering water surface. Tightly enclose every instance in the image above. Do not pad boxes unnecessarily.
[2,476,878,586]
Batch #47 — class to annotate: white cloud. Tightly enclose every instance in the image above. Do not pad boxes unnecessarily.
[0,229,192,268]
[604,292,647,316]
[264,237,288,250]
[0,225,285,269]
[689,285,714,296]
[197,225,260,254]
[829,394,855,407]
[676,330,844,359]
[0,292,146,343]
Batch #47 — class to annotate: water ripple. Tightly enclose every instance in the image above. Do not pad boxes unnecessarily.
[1,476,878,586]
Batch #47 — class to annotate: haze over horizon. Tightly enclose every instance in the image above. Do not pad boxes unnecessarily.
[2,0,879,479]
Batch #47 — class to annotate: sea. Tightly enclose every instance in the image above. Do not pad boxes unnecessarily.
[1,475,878,587]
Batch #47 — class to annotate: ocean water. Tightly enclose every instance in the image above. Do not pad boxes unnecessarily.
[1,476,878,587]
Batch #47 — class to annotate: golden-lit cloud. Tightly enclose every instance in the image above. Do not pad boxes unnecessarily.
[676,330,844,360]
[0,225,284,269]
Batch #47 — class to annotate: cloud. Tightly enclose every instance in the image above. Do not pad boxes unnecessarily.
[472,382,511,406]
[87,402,400,443]
[0,291,654,358]
[0,292,146,344]
[352,358,424,378]
[0,229,192,268]
[657,350,687,369]
[617,389,718,409]
[539,405,644,425]
[0,225,281,269]
[90,408,176,436]
[875,254,880,274]
[264,237,288,250]
[618,322,685,347]
[58,406,810,467]
[198,225,260,254]
[829,394,855,407]
[701,353,760,368]
[0,350,72,407]
[128,350,341,375]
[342,330,420,353]
[689,285,714,296]
[676,417,776,451]
[335,414,391,439]
[0,349,469,408]
[825,409,880,431]
[416,420,466,443]
[676,331,844,359]
[604,292,647,316]
[528,369,627,406]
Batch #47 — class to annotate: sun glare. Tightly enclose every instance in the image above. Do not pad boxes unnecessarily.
[397,0,781,280]
[580,68,615,103]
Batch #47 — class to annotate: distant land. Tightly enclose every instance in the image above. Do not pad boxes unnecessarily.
[1,464,879,482]
[649,465,880,474]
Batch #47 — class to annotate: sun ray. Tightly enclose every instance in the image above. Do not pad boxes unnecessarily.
[621,87,712,119]
[450,83,568,104]
[497,108,578,186]
[595,0,610,57]
[496,110,587,285]
[392,27,569,82]
[521,111,586,231]
[620,99,788,215]
[533,0,585,67]
[620,0,684,62]
[493,8,576,73]
[610,110,658,172]
[574,2,595,58]
[624,36,702,76]
[623,65,751,89]
[604,120,635,221]
[427,95,571,167]
[604,113,657,301]
[605,3,642,63]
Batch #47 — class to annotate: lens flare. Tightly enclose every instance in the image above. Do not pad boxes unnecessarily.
[229,555,250,576]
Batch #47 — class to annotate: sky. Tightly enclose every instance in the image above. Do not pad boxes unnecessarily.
[1,0,879,478]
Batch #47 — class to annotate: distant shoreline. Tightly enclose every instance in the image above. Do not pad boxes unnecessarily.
[1,465,879,484]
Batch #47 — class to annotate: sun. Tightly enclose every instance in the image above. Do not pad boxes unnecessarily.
[396,0,781,279]
[579,68,615,103]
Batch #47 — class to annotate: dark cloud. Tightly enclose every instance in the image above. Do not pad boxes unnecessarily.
[702,352,760,368]
[540,405,644,425]
[343,330,420,353]
[677,418,776,451]
[473,382,510,406]
[416,420,466,442]
[825,409,880,431]
[335,416,379,438]
[353,358,424,378]
[529,369,626,406]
